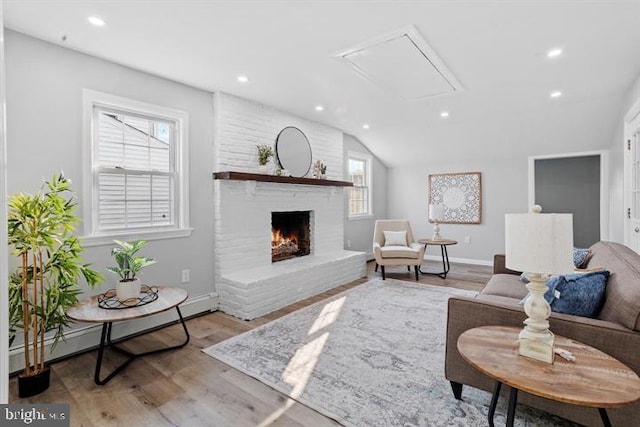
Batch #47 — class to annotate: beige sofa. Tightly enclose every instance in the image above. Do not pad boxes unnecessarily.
[445,241,640,426]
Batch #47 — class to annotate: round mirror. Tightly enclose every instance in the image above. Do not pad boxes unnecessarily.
[276,127,312,178]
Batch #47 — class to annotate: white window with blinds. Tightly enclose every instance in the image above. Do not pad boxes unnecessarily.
[348,151,373,219]
[82,90,190,245]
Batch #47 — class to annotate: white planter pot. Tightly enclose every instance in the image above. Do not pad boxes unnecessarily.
[116,278,141,302]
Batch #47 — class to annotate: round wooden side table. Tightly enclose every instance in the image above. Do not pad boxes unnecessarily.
[417,238,457,278]
[457,325,640,427]
[67,286,189,385]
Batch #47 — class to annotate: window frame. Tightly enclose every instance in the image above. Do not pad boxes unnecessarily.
[82,89,191,246]
[347,150,373,220]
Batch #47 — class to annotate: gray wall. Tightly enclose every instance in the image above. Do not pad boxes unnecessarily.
[0,6,10,402]
[387,158,528,264]
[534,156,600,247]
[5,31,216,307]
[343,134,387,258]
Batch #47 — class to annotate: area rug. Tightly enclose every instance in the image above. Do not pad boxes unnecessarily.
[203,279,577,426]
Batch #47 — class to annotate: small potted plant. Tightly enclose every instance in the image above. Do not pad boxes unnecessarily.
[256,144,274,173]
[107,240,156,302]
[8,173,102,397]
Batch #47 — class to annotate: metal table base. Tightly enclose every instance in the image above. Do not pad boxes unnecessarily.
[94,306,190,385]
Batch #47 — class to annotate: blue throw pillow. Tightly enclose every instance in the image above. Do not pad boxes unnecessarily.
[573,247,591,268]
[543,270,610,318]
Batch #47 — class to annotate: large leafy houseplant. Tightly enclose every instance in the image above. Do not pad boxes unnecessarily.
[8,173,101,396]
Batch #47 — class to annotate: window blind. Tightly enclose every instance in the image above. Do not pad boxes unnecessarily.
[95,109,175,231]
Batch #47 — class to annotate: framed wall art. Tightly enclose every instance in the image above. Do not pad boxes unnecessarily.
[428,172,482,224]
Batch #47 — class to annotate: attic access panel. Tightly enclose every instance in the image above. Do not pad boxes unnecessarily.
[337,26,463,100]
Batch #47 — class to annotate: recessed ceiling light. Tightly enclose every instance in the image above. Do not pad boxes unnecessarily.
[547,48,563,58]
[550,91,563,98]
[315,105,324,112]
[237,75,249,83]
[363,124,370,130]
[88,16,105,27]
[440,111,449,118]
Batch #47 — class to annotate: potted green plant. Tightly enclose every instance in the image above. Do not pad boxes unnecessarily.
[107,239,156,302]
[256,144,274,173]
[8,173,102,397]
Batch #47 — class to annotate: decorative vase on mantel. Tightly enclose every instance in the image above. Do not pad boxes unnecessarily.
[312,160,327,179]
[258,162,271,175]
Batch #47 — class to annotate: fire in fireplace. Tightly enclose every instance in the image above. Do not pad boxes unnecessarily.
[271,211,311,262]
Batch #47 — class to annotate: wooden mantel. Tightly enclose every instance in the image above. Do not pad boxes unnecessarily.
[213,171,353,187]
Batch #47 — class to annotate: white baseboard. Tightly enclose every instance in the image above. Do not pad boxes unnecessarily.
[9,292,219,375]
[423,255,493,267]
[367,255,492,267]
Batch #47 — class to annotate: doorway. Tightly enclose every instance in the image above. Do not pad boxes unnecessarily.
[528,152,609,248]
[624,99,640,253]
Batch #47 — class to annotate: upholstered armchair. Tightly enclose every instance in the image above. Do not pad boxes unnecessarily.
[373,219,426,280]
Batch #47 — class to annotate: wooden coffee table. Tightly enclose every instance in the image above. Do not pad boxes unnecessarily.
[418,238,457,278]
[457,325,640,427]
[67,286,189,385]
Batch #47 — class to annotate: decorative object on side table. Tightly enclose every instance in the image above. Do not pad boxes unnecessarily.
[505,205,574,363]
[429,204,445,241]
[428,172,482,224]
[256,144,274,174]
[107,239,157,303]
[98,285,159,309]
[7,173,102,397]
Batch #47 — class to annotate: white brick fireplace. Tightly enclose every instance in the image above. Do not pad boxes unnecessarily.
[213,93,366,320]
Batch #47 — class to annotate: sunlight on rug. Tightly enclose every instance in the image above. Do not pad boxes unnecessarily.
[203,279,578,427]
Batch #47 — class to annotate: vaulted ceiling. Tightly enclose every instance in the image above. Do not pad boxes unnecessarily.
[5,1,640,166]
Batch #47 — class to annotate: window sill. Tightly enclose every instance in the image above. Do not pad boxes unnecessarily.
[348,214,374,222]
[81,228,193,247]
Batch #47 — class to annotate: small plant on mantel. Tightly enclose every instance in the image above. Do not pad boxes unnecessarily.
[256,144,274,166]
[107,240,157,302]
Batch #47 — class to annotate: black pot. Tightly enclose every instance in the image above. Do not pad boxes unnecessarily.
[18,367,51,398]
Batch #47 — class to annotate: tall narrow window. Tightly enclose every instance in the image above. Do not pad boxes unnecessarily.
[348,152,372,218]
[83,90,190,244]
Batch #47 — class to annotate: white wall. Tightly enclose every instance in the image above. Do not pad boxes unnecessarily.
[609,73,640,243]
[387,158,528,264]
[343,134,387,258]
[0,2,10,403]
[5,31,216,368]
[214,92,343,179]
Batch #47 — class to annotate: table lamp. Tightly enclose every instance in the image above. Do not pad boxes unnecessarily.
[429,204,445,241]
[505,205,574,363]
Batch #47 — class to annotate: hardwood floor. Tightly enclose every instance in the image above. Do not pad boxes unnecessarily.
[9,260,492,427]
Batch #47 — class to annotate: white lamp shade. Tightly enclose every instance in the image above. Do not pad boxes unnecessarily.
[429,204,444,221]
[505,212,574,275]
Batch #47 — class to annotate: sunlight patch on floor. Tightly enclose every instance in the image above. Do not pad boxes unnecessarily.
[308,296,346,335]
[257,332,329,427]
